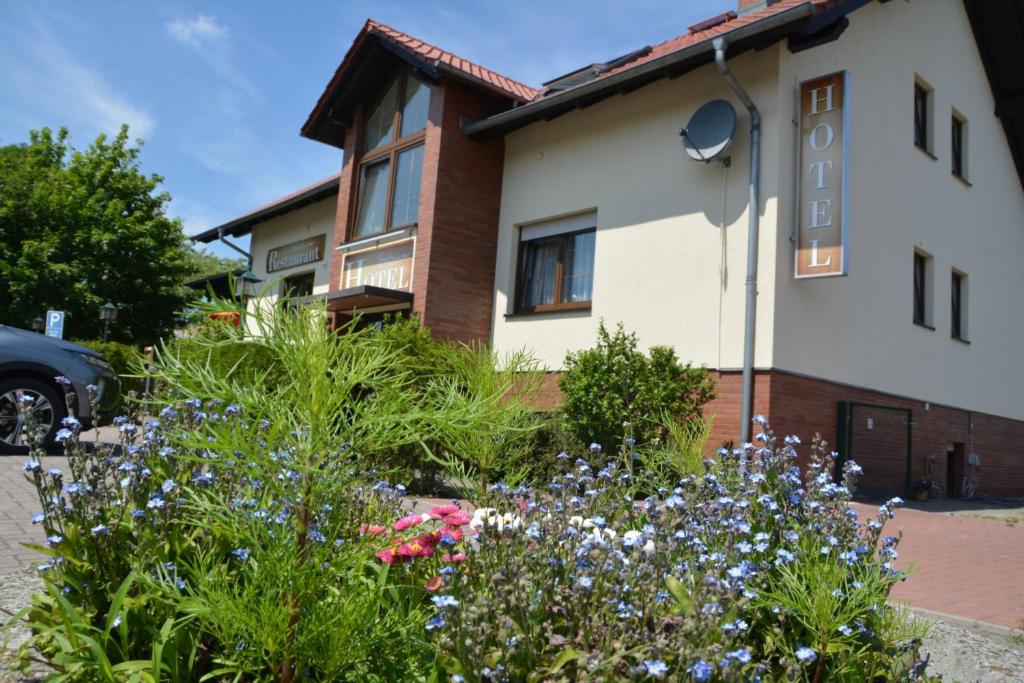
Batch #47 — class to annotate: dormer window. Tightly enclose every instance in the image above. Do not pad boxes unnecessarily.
[353,72,430,238]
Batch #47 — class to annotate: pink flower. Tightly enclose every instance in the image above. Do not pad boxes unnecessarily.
[360,524,389,536]
[440,527,464,543]
[442,552,467,563]
[425,576,444,592]
[518,498,529,513]
[376,549,396,564]
[393,513,426,532]
[443,511,471,527]
[429,504,461,519]
[396,540,434,559]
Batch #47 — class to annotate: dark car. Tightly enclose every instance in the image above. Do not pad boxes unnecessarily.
[0,325,121,455]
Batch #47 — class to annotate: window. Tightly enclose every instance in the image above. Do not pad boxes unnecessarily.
[281,271,314,299]
[914,80,932,153]
[951,113,967,180]
[913,250,933,328]
[352,72,430,239]
[951,270,967,341]
[515,216,596,313]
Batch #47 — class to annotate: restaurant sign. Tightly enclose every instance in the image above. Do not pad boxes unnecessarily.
[342,241,414,291]
[795,71,848,278]
[266,234,326,274]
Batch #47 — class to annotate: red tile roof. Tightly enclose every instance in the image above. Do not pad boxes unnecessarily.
[365,19,539,102]
[535,0,825,101]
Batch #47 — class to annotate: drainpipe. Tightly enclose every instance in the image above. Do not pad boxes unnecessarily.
[713,36,760,446]
[217,229,253,270]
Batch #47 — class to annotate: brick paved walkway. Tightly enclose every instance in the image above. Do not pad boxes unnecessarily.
[0,455,53,572]
[852,502,1024,628]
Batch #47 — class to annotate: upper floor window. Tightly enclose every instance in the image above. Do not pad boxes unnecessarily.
[951,270,968,341]
[913,78,933,154]
[951,112,967,180]
[913,250,933,328]
[353,72,430,239]
[515,212,597,314]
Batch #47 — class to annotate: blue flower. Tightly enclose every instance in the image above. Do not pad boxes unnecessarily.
[691,660,713,682]
[431,595,459,609]
[577,575,593,589]
[232,548,250,561]
[425,615,446,631]
[22,458,41,472]
[729,648,752,664]
[111,615,122,628]
[643,660,668,677]
[147,495,165,509]
[795,646,817,663]
[91,524,109,536]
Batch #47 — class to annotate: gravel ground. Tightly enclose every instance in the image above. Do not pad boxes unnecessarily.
[1,569,1022,681]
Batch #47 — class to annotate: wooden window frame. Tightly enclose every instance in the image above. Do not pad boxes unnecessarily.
[350,71,429,241]
[514,228,595,314]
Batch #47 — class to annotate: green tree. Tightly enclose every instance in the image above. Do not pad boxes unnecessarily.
[0,126,190,345]
[558,321,716,450]
[183,246,246,281]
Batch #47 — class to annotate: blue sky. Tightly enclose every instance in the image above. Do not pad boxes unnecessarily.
[0,0,729,258]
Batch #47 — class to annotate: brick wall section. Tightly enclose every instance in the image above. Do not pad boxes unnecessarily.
[529,368,1024,496]
[419,81,506,343]
[328,106,364,294]
[768,370,1024,498]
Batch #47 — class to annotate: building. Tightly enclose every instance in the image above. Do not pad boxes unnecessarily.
[196,0,1024,497]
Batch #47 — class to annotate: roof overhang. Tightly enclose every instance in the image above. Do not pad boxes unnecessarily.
[324,285,413,312]
[962,0,1024,190]
[184,269,245,298]
[461,1,886,139]
[190,175,340,243]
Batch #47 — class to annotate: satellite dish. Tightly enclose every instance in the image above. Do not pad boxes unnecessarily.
[680,99,737,163]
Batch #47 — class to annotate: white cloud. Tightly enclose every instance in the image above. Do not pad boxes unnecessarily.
[166,14,227,48]
[0,8,155,140]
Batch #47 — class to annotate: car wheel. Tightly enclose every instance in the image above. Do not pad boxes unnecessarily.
[0,378,67,456]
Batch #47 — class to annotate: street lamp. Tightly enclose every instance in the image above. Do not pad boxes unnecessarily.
[31,316,44,333]
[234,271,262,300]
[100,302,118,342]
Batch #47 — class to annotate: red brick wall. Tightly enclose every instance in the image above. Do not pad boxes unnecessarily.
[328,76,505,345]
[418,81,506,343]
[528,368,1024,497]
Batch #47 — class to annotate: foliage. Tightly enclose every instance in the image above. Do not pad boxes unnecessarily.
[427,425,930,682]
[638,414,715,490]
[182,247,246,281]
[559,321,716,451]
[3,299,938,681]
[0,126,192,345]
[73,339,146,395]
[521,412,589,487]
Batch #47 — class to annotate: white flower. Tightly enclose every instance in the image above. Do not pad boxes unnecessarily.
[568,515,584,527]
[642,539,656,555]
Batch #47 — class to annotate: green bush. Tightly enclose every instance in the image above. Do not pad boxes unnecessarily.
[74,339,145,395]
[559,321,716,451]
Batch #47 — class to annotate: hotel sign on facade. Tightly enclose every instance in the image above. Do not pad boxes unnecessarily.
[342,241,414,291]
[795,71,849,278]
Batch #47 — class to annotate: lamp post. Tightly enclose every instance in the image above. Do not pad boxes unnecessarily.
[31,316,44,333]
[234,271,261,300]
[100,302,118,342]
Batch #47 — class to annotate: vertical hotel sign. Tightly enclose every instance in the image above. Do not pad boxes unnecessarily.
[795,71,848,278]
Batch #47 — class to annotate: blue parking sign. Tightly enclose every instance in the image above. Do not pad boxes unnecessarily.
[45,310,65,339]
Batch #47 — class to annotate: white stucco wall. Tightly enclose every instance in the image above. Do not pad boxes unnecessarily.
[772,0,1024,420]
[247,196,337,306]
[491,48,783,372]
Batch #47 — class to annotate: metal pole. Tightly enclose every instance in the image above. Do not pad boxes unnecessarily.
[713,37,761,446]
[103,320,110,342]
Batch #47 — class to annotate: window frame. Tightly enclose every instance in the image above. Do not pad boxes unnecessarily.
[951,270,967,341]
[912,250,934,329]
[350,71,429,241]
[913,78,934,156]
[514,227,596,314]
[951,111,967,181]
[280,270,316,303]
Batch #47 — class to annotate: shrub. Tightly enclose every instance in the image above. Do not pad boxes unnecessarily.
[559,321,716,451]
